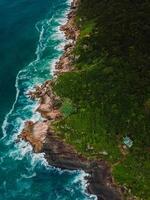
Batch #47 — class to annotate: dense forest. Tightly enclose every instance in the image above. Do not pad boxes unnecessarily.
[54,0,150,199]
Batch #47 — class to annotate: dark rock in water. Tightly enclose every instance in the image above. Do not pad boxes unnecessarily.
[43,131,89,170]
[42,130,122,200]
[87,164,121,200]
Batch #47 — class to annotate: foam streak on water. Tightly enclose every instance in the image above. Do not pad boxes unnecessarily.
[1,2,69,143]
[0,0,97,199]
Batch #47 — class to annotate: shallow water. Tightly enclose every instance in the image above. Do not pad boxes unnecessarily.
[0,0,97,199]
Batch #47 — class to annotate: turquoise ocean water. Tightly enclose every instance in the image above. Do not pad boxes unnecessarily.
[0,0,97,199]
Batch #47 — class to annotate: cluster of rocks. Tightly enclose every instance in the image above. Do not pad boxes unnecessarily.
[54,43,75,76]
[60,0,80,41]
[19,120,48,153]
[19,79,62,152]
[54,1,80,76]
[27,80,62,120]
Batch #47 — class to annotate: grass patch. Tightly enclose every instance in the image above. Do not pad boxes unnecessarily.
[55,107,121,163]
[60,98,76,117]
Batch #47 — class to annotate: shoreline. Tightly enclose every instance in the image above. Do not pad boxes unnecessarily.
[19,0,123,199]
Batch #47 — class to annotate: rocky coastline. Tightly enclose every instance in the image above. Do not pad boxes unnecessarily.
[19,0,123,199]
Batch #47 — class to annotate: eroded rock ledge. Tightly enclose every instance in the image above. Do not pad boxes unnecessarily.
[18,0,123,199]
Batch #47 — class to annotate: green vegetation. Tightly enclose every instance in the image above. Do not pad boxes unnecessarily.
[53,0,150,199]
[60,98,76,117]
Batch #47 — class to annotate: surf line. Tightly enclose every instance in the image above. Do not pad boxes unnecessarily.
[1,1,71,141]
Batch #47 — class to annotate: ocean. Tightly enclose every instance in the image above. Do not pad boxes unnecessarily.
[0,0,96,199]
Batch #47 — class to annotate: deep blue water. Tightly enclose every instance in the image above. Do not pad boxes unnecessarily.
[0,0,96,199]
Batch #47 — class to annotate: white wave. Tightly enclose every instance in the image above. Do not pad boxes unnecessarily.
[35,17,54,61]
[7,139,49,170]
[73,171,98,200]
[8,141,32,160]
[67,0,73,5]
[73,170,89,188]
[21,172,36,179]
[1,70,22,140]
[49,58,59,76]
[30,152,50,170]
[36,23,45,61]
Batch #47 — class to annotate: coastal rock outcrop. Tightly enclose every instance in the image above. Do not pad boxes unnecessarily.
[43,130,122,200]
[19,120,48,152]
